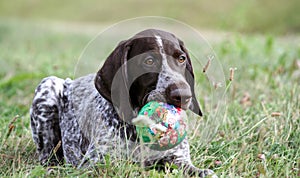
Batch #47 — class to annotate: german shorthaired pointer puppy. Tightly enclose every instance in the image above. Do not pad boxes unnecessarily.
[30,29,216,177]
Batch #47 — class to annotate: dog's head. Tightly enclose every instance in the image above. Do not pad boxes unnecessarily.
[95,29,202,122]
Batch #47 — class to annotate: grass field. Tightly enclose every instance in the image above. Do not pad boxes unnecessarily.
[0,18,299,177]
[0,0,299,34]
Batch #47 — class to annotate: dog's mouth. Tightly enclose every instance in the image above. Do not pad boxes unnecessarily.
[142,90,191,111]
[141,92,151,106]
[142,89,159,106]
[169,96,192,110]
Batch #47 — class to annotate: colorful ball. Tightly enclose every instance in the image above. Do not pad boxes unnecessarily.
[134,101,187,151]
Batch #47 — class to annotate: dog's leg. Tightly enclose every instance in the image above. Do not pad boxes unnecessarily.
[161,139,216,177]
[30,76,65,166]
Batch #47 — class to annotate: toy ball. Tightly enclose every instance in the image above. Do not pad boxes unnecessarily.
[132,101,187,151]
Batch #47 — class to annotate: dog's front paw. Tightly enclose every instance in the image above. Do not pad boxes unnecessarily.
[183,165,217,178]
[198,169,218,178]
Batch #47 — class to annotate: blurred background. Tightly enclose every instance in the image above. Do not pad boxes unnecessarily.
[0,0,299,34]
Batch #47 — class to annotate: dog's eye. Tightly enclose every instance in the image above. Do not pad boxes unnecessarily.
[178,55,186,63]
[144,57,154,65]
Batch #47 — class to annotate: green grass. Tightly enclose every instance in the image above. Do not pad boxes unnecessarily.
[0,20,299,177]
[0,0,299,34]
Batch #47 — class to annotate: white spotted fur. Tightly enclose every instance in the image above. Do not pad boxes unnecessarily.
[30,29,216,177]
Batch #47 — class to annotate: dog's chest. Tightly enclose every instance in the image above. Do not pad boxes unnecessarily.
[59,74,169,164]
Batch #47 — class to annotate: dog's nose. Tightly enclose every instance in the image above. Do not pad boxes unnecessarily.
[166,83,192,110]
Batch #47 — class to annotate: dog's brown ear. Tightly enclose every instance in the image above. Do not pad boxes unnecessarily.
[178,39,203,117]
[95,40,134,121]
